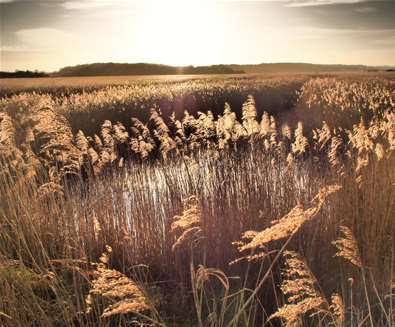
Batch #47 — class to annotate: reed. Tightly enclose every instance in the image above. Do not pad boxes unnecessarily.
[0,74,394,326]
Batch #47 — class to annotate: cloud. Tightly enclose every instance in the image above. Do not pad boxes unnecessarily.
[354,6,376,13]
[285,0,370,7]
[2,0,376,11]
[61,0,115,10]
[222,0,370,3]
[60,0,148,10]
[13,28,81,51]
[0,45,30,52]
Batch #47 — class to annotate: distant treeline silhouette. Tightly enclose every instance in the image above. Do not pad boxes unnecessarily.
[0,70,49,78]
[56,63,244,76]
[55,62,394,77]
[229,62,394,73]
[3,63,393,79]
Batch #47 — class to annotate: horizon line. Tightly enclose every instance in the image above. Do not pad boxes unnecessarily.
[2,61,395,74]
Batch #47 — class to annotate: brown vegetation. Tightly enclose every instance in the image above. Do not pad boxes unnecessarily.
[0,74,394,326]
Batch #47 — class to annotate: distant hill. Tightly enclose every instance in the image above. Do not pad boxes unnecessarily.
[229,63,392,74]
[0,70,49,78]
[54,62,395,77]
[55,63,243,77]
[3,63,393,78]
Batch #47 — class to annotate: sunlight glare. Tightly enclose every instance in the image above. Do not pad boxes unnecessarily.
[135,0,225,66]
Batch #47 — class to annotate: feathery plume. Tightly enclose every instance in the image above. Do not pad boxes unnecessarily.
[86,246,150,318]
[270,251,326,325]
[292,122,309,156]
[332,226,362,268]
[171,196,202,252]
[242,95,260,137]
[234,185,341,262]
[330,293,345,325]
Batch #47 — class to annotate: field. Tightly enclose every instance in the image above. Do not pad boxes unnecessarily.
[0,73,394,326]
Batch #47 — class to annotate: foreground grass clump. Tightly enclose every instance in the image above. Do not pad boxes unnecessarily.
[0,74,394,326]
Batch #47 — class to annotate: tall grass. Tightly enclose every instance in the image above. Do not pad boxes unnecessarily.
[0,74,394,326]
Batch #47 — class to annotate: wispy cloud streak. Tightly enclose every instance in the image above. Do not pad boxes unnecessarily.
[285,0,371,7]
[58,0,374,10]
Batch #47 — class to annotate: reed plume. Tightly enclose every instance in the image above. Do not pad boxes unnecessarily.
[332,226,362,268]
[169,112,186,149]
[328,135,345,176]
[259,111,271,137]
[86,246,150,318]
[242,95,260,137]
[330,293,345,325]
[270,251,326,325]
[216,103,237,149]
[171,196,202,252]
[292,122,309,156]
[0,112,16,148]
[37,182,64,199]
[150,108,176,159]
[234,184,342,262]
[129,118,155,159]
[75,130,89,153]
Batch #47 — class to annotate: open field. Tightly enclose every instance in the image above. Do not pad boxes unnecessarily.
[2,72,394,97]
[0,74,394,326]
[0,74,240,95]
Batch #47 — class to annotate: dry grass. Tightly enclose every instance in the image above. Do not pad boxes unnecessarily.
[0,74,394,326]
[85,246,151,319]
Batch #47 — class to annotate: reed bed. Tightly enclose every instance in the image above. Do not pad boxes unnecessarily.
[0,74,394,326]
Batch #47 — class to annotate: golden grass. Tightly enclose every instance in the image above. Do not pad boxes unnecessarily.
[171,196,202,252]
[270,250,326,325]
[333,226,362,269]
[0,74,394,326]
[233,184,341,262]
[86,246,150,319]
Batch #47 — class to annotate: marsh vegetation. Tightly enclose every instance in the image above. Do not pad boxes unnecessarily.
[0,74,394,326]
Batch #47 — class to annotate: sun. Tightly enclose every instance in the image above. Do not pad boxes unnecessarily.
[135,0,226,66]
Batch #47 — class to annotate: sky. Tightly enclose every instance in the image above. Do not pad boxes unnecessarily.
[0,0,394,72]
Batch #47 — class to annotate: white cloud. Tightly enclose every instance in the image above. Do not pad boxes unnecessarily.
[57,0,374,10]
[1,28,84,71]
[0,0,377,8]
[285,0,370,7]
[14,28,82,51]
[61,0,113,10]
[61,0,151,10]
[0,45,33,52]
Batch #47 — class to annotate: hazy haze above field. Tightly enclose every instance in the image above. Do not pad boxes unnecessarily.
[1,0,395,71]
